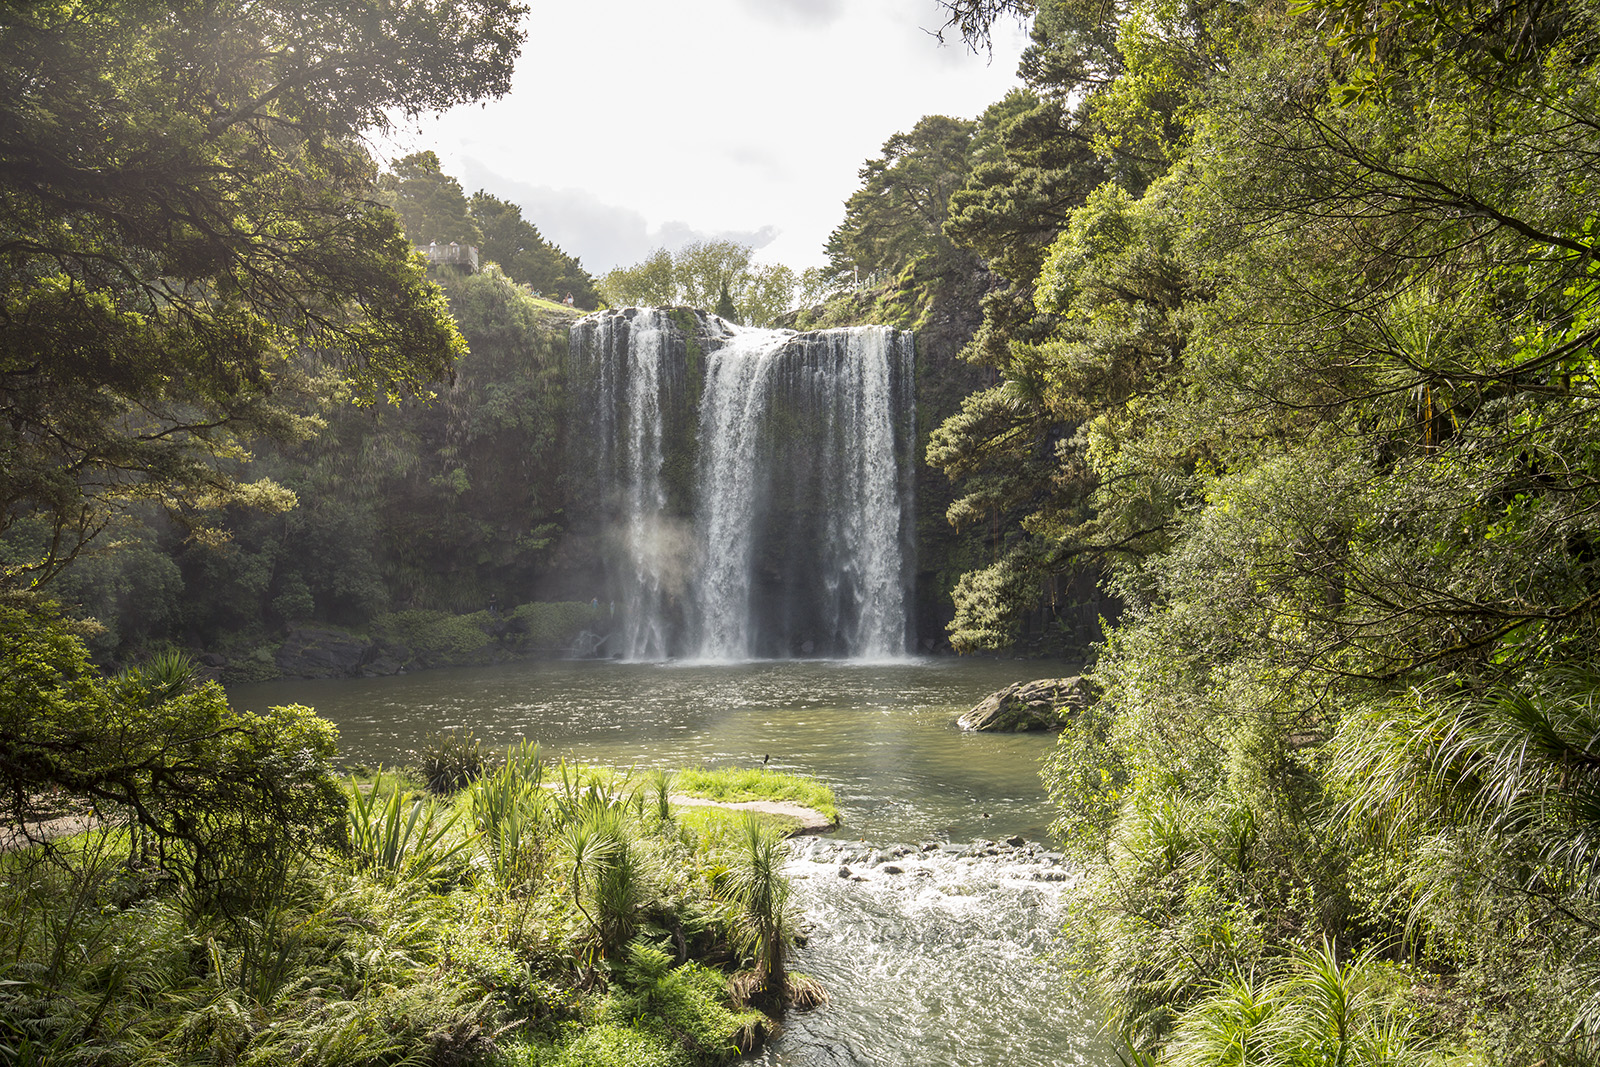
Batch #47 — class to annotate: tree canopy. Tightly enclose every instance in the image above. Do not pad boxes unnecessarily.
[0,0,526,587]
[598,240,800,327]
[891,0,1600,1058]
[377,151,599,307]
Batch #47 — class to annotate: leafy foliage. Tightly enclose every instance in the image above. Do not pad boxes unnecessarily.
[928,0,1600,1059]
[599,240,800,327]
[825,115,976,287]
[0,0,526,585]
[420,730,491,794]
[0,600,345,910]
[346,768,475,883]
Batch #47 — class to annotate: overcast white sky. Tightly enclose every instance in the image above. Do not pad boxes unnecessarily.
[375,0,1030,275]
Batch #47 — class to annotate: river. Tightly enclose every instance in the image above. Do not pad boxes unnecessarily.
[229,658,1115,1065]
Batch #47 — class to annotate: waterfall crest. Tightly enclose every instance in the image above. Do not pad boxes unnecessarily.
[569,308,915,661]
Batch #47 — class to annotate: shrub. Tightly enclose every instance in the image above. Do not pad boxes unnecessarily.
[346,769,475,885]
[510,601,605,650]
[372,609,491,665]
[419,730,490,794]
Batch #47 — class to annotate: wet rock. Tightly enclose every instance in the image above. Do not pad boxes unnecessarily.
[956,675,1102,732]
[359,655,405,677]
[881,864,904,875]
[1005,834,1027,847]
[275,626,374,679]
[838,865,852,878]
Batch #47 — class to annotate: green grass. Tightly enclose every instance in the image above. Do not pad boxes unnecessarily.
[675,805,803,844]
[673,767,839,823]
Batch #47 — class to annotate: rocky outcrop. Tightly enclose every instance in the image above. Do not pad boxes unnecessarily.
[274,626,376,679]
[956,676,1101,732]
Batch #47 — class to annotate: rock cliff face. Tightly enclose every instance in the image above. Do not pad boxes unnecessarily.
[957,676,1102,731]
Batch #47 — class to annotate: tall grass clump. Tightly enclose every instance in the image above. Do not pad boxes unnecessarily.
[1161,944,1439,1067]
[470,739,550,890]
[419,729,490,794]
[346,768,475,884]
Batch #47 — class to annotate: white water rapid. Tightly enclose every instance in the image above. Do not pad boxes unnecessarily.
[570,309,916,661]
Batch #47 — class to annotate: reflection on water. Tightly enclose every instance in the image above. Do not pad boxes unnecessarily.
[229,658,1066,842]
[228,658,1115,1064]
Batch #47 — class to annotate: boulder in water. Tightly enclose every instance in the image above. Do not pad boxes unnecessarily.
[957,676,1100,732]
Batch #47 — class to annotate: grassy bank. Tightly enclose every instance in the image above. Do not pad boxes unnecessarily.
[673,766,840,824]
[0,751,822,1066]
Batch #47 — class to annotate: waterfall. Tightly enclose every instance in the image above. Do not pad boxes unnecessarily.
[569,308,915,661]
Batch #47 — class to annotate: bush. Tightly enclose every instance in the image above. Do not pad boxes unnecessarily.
[510,601,605,650]
[1,602,346,913]
[372,608,491,665]
[420,730,490,794]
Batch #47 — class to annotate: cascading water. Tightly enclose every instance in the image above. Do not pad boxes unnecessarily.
[746,837,1113,1067]
[570,308,916,661]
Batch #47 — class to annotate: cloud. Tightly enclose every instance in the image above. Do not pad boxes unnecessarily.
[459,159,782,274]
[734,0,844,27]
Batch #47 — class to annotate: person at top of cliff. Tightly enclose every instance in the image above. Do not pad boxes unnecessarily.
[564,292,573,306]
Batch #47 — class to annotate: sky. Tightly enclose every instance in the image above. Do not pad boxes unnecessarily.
[374,0,1031,275]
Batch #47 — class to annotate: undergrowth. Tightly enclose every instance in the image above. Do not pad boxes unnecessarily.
[0,748,822,1066]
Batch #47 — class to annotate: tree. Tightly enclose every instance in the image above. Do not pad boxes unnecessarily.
[600,248,678,307]
[0,601,344,909]
[380,150,482,246]
[825,115,976,287]
[469,191,599,306]
[714,281,739,322]
[0,0,527,588]
[1001,0,1600,1056]
[598,240,800,327]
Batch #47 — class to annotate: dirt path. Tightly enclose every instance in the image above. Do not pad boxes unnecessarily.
[0,813,99,851]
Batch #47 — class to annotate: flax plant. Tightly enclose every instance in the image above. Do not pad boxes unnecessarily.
[346,769,474,884]
[470,740,550,890]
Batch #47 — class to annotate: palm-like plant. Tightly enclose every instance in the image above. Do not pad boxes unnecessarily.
[559,803,655,961]
[722,811,799,1004]
[1161,944,1434,1067]
[1334,669,1600,892]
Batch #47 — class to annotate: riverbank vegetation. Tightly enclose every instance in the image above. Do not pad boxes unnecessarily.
[0,4,825,1061]
[865,0,1600,1060]
[673,767,840,825]
[1,694,820,1065]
